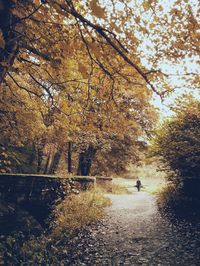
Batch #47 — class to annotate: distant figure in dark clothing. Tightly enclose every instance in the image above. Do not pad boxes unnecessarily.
[136,179,142,191]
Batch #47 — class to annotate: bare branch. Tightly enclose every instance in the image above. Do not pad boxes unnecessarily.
[7,72,43,98]
[29,73,54,104]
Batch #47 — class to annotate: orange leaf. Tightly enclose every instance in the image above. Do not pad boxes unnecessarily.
[89,0,105,19]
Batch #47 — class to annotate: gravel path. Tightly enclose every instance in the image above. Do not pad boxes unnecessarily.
[67,192,200,266]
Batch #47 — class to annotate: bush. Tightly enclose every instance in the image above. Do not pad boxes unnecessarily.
[151,97,200,182]
[156,182,178,209]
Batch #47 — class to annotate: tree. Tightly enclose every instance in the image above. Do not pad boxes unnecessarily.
[0,0,188,95]
[0,0,198,100]
[1,0,198,175]
[0,42,158,174]
[73,78,157,176]
[151,96,200,182]
[91,135,146,176]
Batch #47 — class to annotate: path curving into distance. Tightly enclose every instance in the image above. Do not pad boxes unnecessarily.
[65,191,200,266]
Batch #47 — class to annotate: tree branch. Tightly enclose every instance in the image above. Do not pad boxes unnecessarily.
[21,43,52,61]
[7,72,43,98]
[58,1,161,96]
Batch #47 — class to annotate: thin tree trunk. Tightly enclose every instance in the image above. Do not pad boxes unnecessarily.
[36,138,46,173]
[28,143,36,167]
[36,148,43,173]
[48,146,63,174]
[68,142,72,174]
[43,152,51,174]
[77,145,97,176]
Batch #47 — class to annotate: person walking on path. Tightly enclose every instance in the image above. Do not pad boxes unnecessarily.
[136,178,142,191]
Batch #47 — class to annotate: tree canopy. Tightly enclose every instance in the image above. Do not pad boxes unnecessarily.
[0,0,199,92]
[0,0,199,175]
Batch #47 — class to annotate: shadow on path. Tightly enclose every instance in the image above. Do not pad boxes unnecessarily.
[68,191,200,266]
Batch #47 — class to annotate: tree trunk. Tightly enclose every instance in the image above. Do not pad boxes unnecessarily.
[0,0,20,85]
[43,151,51,174]
[77,145,97,176]
[48,146,63,174]
[36,147,43,173]
[28,144,36,166]
[36,138,46,173]
[67,142,72,174]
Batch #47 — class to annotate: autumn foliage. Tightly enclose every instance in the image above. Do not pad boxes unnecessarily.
[0,0,199,175]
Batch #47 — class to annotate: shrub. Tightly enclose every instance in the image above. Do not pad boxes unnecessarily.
[156,182,178,209]
[151,97,200,182]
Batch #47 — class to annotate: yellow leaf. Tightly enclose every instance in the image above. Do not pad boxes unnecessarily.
[78,63,89,79]
[135,16,141,24]
[0,30,5,49]
[110,22,121,33]
[89,0,105,19]
[142,2,150,11]
[89,42,100,57]
[149,23,155,30]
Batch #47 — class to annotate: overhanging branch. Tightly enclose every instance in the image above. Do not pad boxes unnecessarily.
[59,2,161,96]
[21,43,52,61]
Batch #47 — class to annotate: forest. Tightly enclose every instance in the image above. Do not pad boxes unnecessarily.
[0,0,199,264]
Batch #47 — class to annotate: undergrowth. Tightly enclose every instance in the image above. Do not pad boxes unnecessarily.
[155,182,178,208]
[0,188,111,265]
[52,188,111,232]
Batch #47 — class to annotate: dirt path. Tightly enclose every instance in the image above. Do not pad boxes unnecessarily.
[67,191,200,266]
